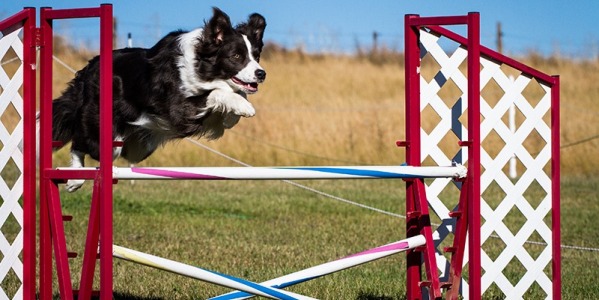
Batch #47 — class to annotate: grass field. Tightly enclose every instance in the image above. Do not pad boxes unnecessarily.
[1,36,599,298]
[50,175,598,299]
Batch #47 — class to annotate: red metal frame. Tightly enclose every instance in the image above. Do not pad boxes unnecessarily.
[39,4,113,300]
[39,7,54,299]
[402,14,422,300]
[466,12,482,299]
[425,25,556,86]
[551,76,561,298]
[99,7,115,298]
[22,9,37,300]
[404,12,561,300]
[79,180,103,299]
[0,7,37,300]
[412,180,441,299]
[403,14,478,300]
[444,178,470,300]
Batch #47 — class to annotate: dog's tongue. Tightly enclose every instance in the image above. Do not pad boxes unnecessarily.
[233,77,258,92]
[242,81,258,93]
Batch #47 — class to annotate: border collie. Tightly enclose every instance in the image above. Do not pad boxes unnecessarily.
[47,8,266,192]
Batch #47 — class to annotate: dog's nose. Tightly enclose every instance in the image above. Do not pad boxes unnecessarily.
[255,69,266,82]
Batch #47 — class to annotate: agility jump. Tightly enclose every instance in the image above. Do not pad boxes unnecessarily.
[0,4,560,300]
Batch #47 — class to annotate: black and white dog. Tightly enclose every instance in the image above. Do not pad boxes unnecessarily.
[48,8,266,192]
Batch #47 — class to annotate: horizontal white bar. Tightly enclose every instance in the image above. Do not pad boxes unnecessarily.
[56,165,467,180]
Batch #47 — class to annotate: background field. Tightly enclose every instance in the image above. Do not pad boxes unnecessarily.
[3,37,598,298]
[47,42,599,176]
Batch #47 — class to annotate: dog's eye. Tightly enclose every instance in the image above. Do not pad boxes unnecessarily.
[232,54,241,60]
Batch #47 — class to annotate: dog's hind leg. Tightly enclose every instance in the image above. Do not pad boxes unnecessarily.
[65,150,86,192]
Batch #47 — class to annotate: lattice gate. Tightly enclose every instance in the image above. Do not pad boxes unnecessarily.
[404,13,560,299]
[0,8,36,300]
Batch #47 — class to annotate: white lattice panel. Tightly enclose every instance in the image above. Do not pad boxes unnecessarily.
[478,64,553,299]
[0,27,25,300]
[419,29,555,299]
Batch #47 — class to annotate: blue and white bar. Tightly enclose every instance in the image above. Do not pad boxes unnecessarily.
[211,235,426,300]
[58,165,467,180]
[112,245,315,300]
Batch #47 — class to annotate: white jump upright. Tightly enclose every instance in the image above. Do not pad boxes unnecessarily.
[0,6,560,300]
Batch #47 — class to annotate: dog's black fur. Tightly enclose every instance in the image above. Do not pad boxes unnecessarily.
[48,8,266,191]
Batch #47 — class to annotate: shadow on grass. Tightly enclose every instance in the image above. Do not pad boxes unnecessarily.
[71,293,164,300]
[356,291,406,300]
[65,292,407,300]
[67,291,411,300]
[112,294,164,300]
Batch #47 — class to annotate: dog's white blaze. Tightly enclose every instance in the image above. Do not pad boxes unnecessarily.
[233,35,263,83]
[243,35,256,61]
[177,29,232,97]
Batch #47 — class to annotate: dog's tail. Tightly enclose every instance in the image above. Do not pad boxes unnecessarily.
[35,97,78,155]
[50,97,78,148]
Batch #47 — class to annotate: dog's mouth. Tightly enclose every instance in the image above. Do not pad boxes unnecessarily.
[231,77,259,94]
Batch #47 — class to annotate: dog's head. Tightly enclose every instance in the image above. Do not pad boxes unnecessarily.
[197,8,267,94]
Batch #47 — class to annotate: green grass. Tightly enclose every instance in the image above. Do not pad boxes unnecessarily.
[33,174,596,299]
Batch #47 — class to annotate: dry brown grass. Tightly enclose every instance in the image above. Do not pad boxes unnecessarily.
[524,55,599,175]
[99,50,410,169]
[26,41,599,175]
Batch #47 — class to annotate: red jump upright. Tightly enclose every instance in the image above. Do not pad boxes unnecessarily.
[38,5,114,300]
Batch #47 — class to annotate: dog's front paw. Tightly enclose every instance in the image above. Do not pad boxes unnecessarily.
[232,99,255,117]
[207,90,256,118]
[66,179,85,193]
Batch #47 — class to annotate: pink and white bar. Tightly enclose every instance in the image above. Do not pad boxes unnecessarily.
[112,245,315,300]
[55,165,467,180]
[211,235,426,300]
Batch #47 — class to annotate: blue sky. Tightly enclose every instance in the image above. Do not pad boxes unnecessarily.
[2,1,598,57]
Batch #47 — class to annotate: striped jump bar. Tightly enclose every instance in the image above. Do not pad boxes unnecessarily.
[210,235,426,300]
[113,235,425,300]
[58,164,467,180]
[112,245,315,300]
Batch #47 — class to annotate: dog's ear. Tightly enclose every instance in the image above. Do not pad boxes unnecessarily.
[236,13,267,44]
[204,7,233,45]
